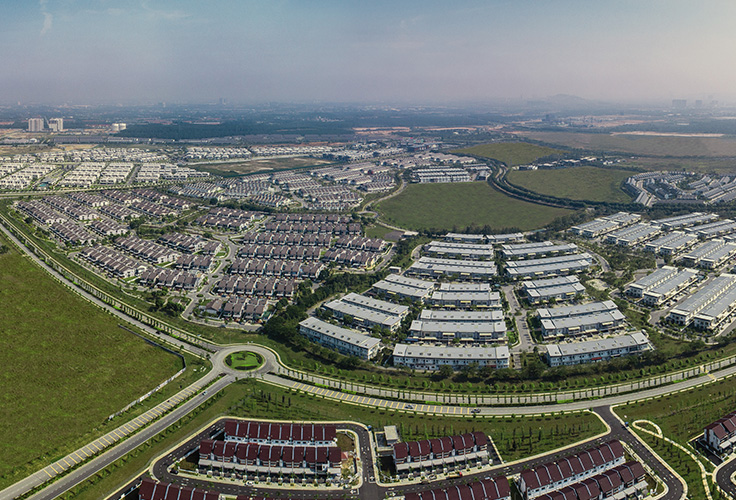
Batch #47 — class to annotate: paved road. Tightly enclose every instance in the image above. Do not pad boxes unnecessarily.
[715,455,736,499]
[131,405,686,500]
[0,215,726,499]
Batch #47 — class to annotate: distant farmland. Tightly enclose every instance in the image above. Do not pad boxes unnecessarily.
[456,142,564,166]
[507,166,635,203]
[515,131,736,157]
[377,182,574,231]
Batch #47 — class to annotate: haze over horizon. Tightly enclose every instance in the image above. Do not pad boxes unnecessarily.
[3,0,735,106]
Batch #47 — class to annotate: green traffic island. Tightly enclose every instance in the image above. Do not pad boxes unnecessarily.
[225,351,264,371]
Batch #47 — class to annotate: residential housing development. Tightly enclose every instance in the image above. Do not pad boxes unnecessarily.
[626,266,699,306]
[544,332,652,367]
[505,252,593,279]
[403,476,510,500]
[519,441,641,500]
[522,276,585,304]
[537,301,625,339]
[668,273,736,329]
[392,431,491,475]
[704,411,736,456]
[323,292,409,332]
[392,344,510,370]
[298,317,382,360]
[407,256,497,280]
[370,274,436,302]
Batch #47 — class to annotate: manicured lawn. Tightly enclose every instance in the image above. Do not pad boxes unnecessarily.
[0,236,182,481]
[377,182,574,232]
[507,166,635,203]
[615,376,736,444]
[226,351,263,370]
[66,379,607,499]
[456,142,563,166]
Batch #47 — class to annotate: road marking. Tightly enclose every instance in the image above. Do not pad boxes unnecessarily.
[44,468,53,478]
[100,436,111,445]
[62,457,73,467]
[74,451,84,461]
[48,464,61,474]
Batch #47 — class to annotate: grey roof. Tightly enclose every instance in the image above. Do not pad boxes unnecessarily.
[371,274,435,299]
[500,241,554,251]
[694,285,736,322]
[505,252,593,269]
[629,266,678,291]
[408,256,497,276]
[526,282,586,300]
[670,274,736,317]
[323,300,402,328]
[643,269,698,298]
[430,290,501,303]
[522,275,581,290]
[299,317,381,350]
[651,212,718,228]
[502,243,578,258]
[541,310,626,332]
[410,320,506,335]
[537,300,618,319]
[645,231,698,251]
[438,282,491,291]
[393,343,509,361]
[340,292,409,316]
[545,332,651,358]
[419,309,504,322]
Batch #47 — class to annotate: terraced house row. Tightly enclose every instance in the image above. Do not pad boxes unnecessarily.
[519,440,627,499]
[404,476,510,500]
[392,431,490,475]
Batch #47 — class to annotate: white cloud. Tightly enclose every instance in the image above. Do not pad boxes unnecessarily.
[40,0,52,36]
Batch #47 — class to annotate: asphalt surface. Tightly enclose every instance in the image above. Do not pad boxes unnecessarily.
[123,406,687,500]
[0,214,727,500]
[715,455,736,499]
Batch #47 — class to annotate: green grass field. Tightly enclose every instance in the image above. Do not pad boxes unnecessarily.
[0,236,182,480]
[226,351,263,370]
[614,376,736,444]
[377,182,574,232]
[507,166,635,203]
[516,131,736,157]
[68,379,605,499]
[456,142,564,166]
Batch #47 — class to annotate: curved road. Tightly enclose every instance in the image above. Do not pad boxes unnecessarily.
[0,217,730,499]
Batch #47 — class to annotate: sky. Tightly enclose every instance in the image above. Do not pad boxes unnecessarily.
[2,0,735,105]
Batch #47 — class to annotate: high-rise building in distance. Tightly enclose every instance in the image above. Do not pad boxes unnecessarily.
[48,118,64,132]
[28,118,44,132]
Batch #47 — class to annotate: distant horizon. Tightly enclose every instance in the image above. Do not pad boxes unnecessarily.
[3,1,735,105]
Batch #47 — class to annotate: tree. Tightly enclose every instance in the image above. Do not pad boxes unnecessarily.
[437,364,454,379]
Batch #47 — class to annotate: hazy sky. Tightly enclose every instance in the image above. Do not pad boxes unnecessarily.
[3,0,735,104]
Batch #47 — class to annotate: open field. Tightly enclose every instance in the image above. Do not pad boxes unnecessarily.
[514,131,736,157]
[0,234,183,480]
[623,156,736,174]
[456,142,564,166]
[614,376,736,444]
[189,156,333,176]
[377,182,574,231]
[507,166,635,203]
[65,380,607,500]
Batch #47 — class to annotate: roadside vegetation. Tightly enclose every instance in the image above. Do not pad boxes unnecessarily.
[62,379,605,500]
[0,233,184,486]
